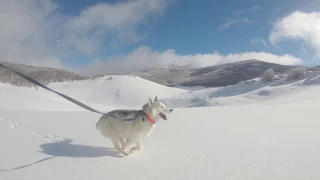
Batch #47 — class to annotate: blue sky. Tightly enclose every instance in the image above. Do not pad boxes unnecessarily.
[1,0,320,74]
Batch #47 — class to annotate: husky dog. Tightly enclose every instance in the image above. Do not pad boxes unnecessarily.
[96,96,173,156]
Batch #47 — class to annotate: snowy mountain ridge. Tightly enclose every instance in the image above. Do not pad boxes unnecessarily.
[1,59,314,88]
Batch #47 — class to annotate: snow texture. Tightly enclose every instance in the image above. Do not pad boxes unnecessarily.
[1,72,320,179]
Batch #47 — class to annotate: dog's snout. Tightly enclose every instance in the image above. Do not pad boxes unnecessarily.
[170,109,173,112]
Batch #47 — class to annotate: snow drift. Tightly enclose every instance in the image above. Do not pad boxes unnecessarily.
[0,75,186,111]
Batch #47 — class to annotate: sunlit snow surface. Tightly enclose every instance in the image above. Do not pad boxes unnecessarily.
[1,74,320,180]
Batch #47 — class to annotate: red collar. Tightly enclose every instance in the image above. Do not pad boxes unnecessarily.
[143,113,155,124]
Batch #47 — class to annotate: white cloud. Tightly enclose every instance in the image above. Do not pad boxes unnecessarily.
[218,5,261,30]
[236,6,262,15]
[0,0,63,68]
[79,46,302,75]
[61,0,172,53]
[250,38,269,48]
[0,1,304,76]
[218,18,252,30]
[0,0,173,67]
[269,11,320,59]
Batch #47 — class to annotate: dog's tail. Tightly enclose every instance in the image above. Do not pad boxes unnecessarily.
[96,114,108,130]
[95,120,100,130]
[96,113,107,130]
[96,117,103,130]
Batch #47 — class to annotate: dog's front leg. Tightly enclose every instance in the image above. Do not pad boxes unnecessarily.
[136,140,143,150]
[119,137,126,148]
[130,140,143,152]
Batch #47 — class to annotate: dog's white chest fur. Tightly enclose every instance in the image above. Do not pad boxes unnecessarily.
[131,121,155,138]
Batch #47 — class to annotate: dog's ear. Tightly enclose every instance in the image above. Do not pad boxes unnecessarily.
[154,95,158,101]
[148,97,153,105]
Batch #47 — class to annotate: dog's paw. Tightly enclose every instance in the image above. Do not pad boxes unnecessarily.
[129,147,142,153]
[129,147,137,153]
[121,151,130,156]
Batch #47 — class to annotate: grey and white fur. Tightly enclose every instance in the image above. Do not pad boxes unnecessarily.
[96,96,173,156]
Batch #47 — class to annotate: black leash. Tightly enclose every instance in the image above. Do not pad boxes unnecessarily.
[0,62,145,120]
[0,62,107,115]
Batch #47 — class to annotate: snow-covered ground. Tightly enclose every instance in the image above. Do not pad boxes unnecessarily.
[165,72,320,107]
[0,75,186,111]
[1,73,320,179]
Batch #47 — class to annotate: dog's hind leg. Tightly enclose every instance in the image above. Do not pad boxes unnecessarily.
[121,138,136,154]
[111,139,129,156]
[120,137,126,148]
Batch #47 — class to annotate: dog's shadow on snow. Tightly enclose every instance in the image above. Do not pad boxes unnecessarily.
[0,139,122,172]
[38,139,123,158]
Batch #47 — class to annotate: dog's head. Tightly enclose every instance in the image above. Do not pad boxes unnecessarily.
[146,95,173,121]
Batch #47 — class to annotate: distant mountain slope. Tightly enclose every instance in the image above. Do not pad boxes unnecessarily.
[134,64,193,86]
[1,60,318,88]
[134,60,306,87]
[162,71,320,108]
[0,61,88,87]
